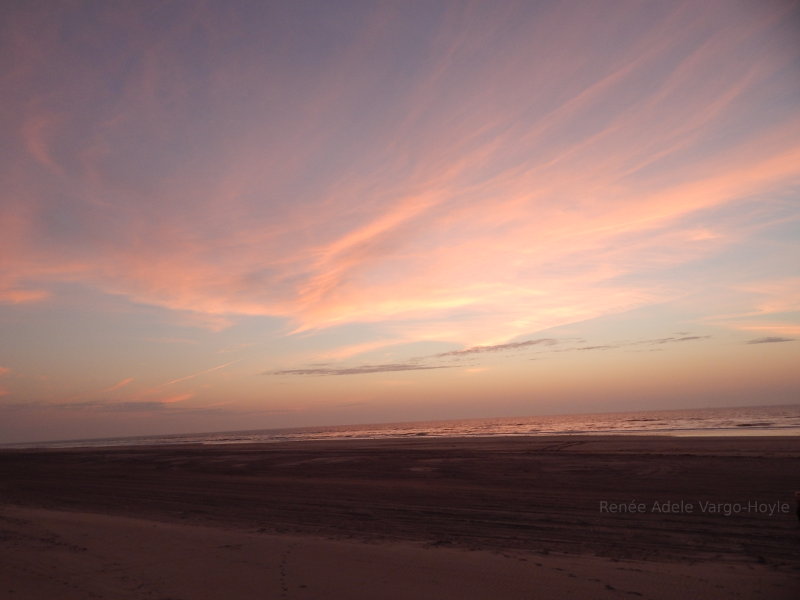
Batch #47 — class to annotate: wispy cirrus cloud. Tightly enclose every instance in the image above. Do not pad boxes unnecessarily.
[45,365,227,414]
[46,392,195,413]
[635,336,711,346]
[273,333,715,376]
[436,339,559,357]
[571,346,615,352]
[0,0,796,350]
[0,0,796,444]
[705,278,800,338]
[9,395,202,414]
[271,363,451,377]
[312,339,411,362]
[275,338,564,377]
[746,337,795,344]
[56,400,172,413]
[162,361,237,387]
[0,287,49,305]
[100,377,134,394]
[554,336,712,353]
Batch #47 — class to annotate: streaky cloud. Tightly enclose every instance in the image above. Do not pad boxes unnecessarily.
[1,0,796,346]
[746,336,795,344]
[271,363,452,376]
[573,345,615,351]
[43,400,168,412]
[551,336,711,353]
[636,336,711,345]
[100,377,134,394]
[436,339,558,357]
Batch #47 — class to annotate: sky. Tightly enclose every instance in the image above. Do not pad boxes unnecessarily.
[1,0,798,443]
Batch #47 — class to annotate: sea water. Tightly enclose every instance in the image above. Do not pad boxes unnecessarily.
[5,403,800,449]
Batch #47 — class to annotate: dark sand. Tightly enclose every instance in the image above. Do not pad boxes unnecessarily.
[1,435,799,598]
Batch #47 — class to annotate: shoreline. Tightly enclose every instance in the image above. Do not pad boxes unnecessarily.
[5,431,800,451]
[5,401,799,448]
[2,435,799,598]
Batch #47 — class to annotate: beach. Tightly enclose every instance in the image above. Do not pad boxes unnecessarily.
[1,435,799,599]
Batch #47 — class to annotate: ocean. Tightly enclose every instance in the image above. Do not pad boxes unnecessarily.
[5,403,800,449]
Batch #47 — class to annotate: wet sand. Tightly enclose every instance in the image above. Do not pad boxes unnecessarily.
[1,435,799,598]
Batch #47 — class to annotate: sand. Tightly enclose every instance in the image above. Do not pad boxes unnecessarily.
[1,435,799,599]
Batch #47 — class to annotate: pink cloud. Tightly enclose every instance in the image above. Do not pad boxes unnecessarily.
[702,278,800,337]
[100,377,134,394]
[0,288,49,304]
[0,0,797,351]
[158,393,194,405]
[162,361,237,387]
[313,339,412,362]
